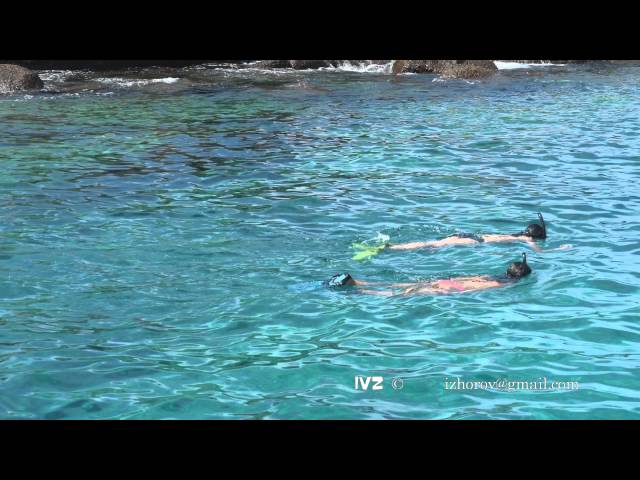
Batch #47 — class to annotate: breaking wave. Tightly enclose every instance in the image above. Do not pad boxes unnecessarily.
[494,61,567,70]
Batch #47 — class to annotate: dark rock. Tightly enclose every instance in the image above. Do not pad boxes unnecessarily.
[289,60,337,69]
[392,60,497,78]
[0,60,224,71]
[250,60,339,69]
[440,60,498,79]
[392,60,437,74]
[252,60,608,73]
[0,64,43,94]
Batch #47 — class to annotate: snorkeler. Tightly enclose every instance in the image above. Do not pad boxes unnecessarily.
[325,253,532,297]
[387,212,547,253]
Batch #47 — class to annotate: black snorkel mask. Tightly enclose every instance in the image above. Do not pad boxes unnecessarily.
[516,212,547,239]
[506,252,532,279]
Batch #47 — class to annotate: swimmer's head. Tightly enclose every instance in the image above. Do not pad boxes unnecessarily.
[326,272,355,287]
[517,212,547,239]
[506,253,532,279]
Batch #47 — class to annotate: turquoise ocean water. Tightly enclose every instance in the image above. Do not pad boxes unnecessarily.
[1,63,639,419]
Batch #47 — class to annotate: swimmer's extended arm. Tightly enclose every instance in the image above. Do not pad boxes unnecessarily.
[482,234,543,252]
[388,236,477,250]
[387,241,435,250]
[525,240,573,253]
[527,240,543,253]
[353,279,419,288]
[358,289,396,297]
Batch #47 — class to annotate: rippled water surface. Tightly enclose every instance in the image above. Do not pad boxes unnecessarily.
[1,64,639,419]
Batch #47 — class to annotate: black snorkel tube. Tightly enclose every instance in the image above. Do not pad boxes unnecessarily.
[496,252,531,283]
[518,252,532,278]
[537,212,547,239]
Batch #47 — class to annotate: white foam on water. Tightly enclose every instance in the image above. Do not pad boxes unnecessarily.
[219,60,566,75]
[375,233,390,243]
[235,61,394,74]
[95,77,180,87]
[214,62,293,75]
[152,77,180,84]
[218,67,292,77]
[323,61,394,73]
[38,70,77,82]
[494,61,567,70]
[432,77,478,83]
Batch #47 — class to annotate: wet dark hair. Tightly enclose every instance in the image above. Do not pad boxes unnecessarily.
[506,253,532,279]
[516,212,547,240]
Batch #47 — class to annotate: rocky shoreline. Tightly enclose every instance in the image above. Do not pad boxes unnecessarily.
[0,60,637,94]
[0,64,44,94]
